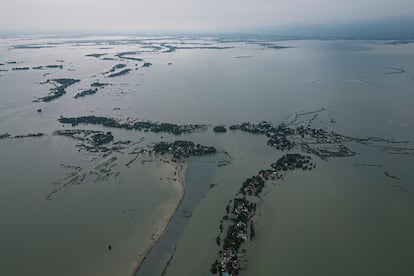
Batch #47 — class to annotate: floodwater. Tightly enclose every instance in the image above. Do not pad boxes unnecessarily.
[0,36,414,275]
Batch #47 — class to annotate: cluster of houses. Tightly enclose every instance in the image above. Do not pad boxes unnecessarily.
[230,121,354,156]
[213,198,256,275]
[135,121,202,135]
[90,132,114,146]
[54,129,114,147]
[296,125,343,144]
[239,175,265,196]
[229,121,274,134]
[271,153,314,171]
[152,140,217,159]
[259,169,280,180]
[211,154,314,275]
[230,122,294,150]
[58,115,205,135]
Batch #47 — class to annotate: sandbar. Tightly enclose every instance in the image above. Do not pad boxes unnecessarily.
[129,161,186,276]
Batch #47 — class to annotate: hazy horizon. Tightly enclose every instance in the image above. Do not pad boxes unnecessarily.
[1,0,414,34]
[1,4,414,275]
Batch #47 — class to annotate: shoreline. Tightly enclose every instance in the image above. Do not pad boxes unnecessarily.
[129,161,187,276]
[132,153,222,276]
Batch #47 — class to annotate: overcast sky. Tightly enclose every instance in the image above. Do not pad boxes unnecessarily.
[1,0,413,33]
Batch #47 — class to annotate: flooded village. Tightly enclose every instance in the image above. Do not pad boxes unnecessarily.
[3,108,413,275]
[210,152,315,276]
[1,35,413,276]
[58,115,206,135]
